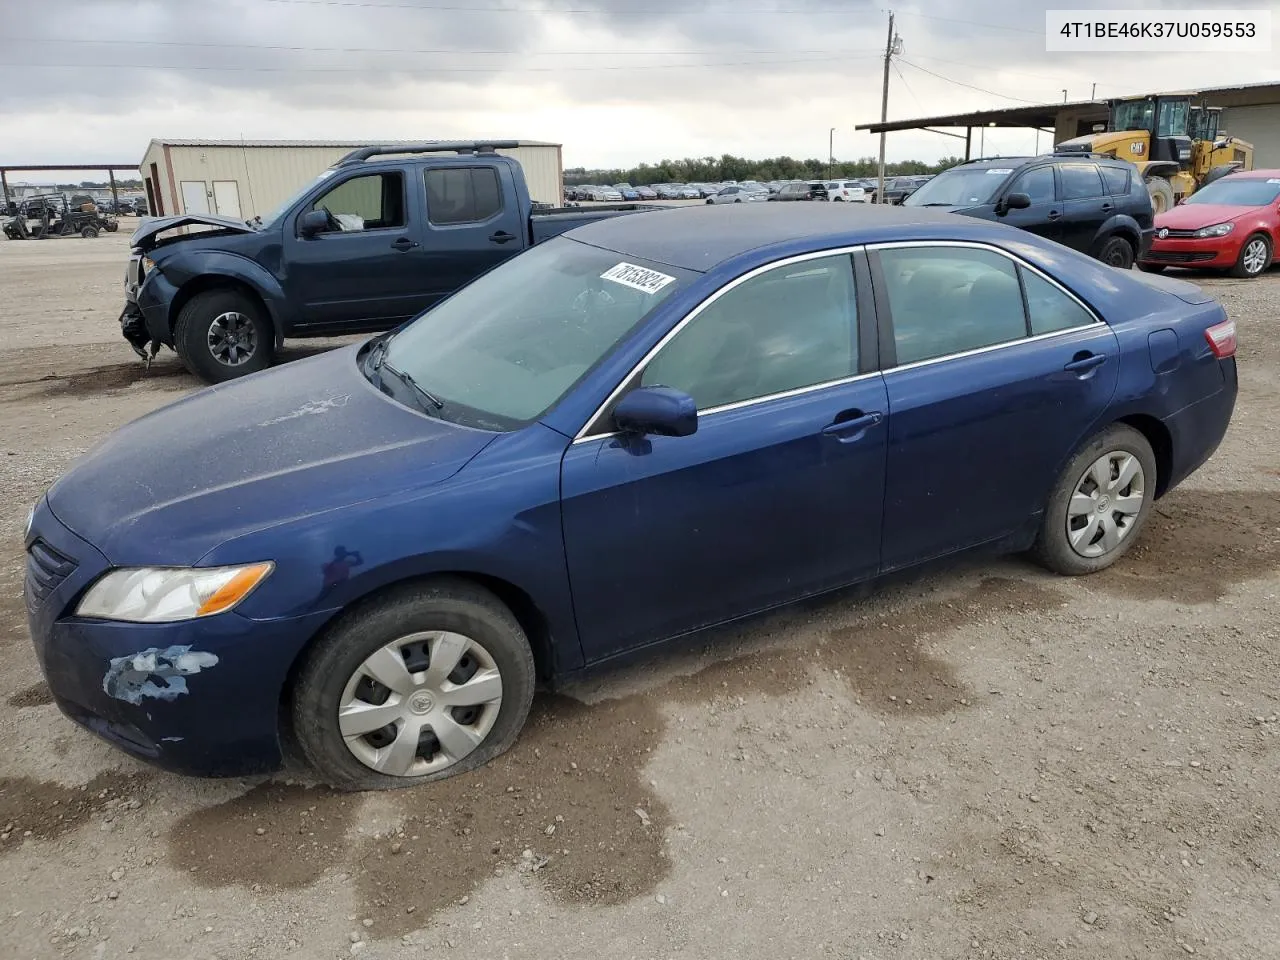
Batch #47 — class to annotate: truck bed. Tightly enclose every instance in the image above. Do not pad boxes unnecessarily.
[529,203,660,243]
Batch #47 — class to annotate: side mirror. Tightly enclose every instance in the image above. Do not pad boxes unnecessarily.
[298,209,329,238]
[1002,192,1032,214]
[613,386,697,438]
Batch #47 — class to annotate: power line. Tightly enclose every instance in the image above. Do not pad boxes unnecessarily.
[235,0,895,11]
[890,59,921,112]
[0,54,868,74]
[895,58,1044,104]
[906,53,1072,86]
[6,36,876,57]
[895,11,1042,36]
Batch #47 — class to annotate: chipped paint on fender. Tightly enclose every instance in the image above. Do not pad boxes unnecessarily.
[102,645,220,705]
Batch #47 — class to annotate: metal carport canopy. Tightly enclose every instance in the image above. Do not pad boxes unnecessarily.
[855,99,1103,135]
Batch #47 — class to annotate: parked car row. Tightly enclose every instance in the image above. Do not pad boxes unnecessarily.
[567,177,934,205]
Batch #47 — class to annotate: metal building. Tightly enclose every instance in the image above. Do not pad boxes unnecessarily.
[138,139,565,220]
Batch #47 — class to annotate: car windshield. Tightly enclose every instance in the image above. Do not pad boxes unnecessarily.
[256,169,337,227]
[1184,178,1280,206]
[905,168,1010,206]
[378,237,695,430]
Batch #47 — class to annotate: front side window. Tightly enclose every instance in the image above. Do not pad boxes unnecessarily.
[1010,165,1056,204]
[425,167,503,225]
[380,238,693,429]
[877,246,1027,365]
[308,172,405,232]
[642,254,858,410]
[1059,163,1105,200]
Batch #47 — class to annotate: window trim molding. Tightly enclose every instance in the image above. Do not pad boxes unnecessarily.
[573,244,868,443]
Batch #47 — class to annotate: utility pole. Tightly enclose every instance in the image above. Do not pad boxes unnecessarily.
[828,127,835,178]
[876,11,901,204]
[1091,82,1097,99]
[1062,89,1068,102]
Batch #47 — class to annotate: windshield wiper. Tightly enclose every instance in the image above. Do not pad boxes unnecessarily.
[917,202,955,207]
[370,345,445,413]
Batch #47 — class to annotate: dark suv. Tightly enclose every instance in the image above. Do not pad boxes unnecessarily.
[904,155,1154,268]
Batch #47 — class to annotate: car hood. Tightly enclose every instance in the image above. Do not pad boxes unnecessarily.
[1156,204,1259,230]
[46,346,496,566]
[130,213,257,251]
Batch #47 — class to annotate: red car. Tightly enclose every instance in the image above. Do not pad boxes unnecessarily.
[1140,169,1280,279]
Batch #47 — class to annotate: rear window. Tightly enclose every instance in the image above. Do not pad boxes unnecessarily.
[1100,165,1132,195]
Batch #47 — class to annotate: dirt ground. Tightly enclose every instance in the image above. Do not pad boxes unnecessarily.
[1,231,1278,960]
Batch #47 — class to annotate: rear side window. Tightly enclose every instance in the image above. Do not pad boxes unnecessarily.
[1059,163,1106,200]
[425,167,504,225]
[1021,268,1095,334]
[1010,165,1056,204]
[1100,165,1132,195]
[877,246,1028,365]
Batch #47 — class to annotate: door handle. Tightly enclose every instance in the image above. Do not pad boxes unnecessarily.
[489,231,517,244]
[1046,210,1062,220]
[1064,353,1107,374]
[822,410,883,442]
[1100,203,1114,213]
[391,237,418,252]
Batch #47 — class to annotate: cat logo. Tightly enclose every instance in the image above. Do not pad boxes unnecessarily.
[1129,142,1146,156]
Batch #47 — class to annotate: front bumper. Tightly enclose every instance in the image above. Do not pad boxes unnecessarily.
[1140,235,1239,268]
[24,499,330,777]
[120,269,181,351]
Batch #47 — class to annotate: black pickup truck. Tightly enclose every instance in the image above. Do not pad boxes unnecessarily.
[122,141,656,383]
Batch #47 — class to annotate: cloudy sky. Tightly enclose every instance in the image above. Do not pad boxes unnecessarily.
[1,0,1277,178]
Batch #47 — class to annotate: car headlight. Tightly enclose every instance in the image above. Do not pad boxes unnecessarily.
[1194,223,1234,238]
[76,563,273,623]
[141,255,158,276]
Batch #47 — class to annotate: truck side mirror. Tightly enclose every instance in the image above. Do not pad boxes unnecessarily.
[298,209,329,238]
[995,192,1031,216]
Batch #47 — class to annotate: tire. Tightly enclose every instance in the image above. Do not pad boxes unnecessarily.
[1031,424,1157,576]
[1230,232,1272,279]
[173,288,275,384]
[833,197,844,202]
[80,226,99,239]
[1098,235,1135,269]
[1137,262,1167,273]
[105,221,119,232]
[291,578,537,791]
[1145,177,1175,215]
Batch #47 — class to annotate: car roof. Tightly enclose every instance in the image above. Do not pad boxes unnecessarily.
[565,202,979,272]
[1226,168,1280,180]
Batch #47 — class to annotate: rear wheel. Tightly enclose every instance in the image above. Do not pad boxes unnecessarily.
[291,579,536,790]
[1145,177,1175,215]
[173,288,275,383]
[80,226,99,239]
[1031,424,1156,576]
[1098,235,1135,269]
[1231,233,1272,279]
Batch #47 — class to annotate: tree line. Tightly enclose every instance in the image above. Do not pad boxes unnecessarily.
[565,154,964,186]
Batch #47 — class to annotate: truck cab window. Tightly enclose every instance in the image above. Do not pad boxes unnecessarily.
[308,172,405,232]
[425,167,504,225]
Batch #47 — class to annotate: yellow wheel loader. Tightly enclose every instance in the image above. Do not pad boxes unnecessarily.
[1055,94,1253,214]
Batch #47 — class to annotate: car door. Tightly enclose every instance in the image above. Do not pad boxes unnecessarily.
[285,169,428,330]
[997,164,1063,243]
[870,242,1119,571]
[418,164,528,307]
[560,251,888,662]
[1056,162,1110,254]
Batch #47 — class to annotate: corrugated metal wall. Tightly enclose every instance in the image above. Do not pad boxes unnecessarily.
[1220,105,1280,168]
[141,142,563,220]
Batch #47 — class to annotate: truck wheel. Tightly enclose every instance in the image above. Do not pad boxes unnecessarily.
[290,578,536,791]
[1145,177,1175,215]
[1098,235,1134,269]
[174,289,275,384]
[1230,233,1272,279]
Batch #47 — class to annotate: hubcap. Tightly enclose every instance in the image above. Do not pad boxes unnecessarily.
[338,631,503,778]
[207,311,258,367]
[1066,451,1146,558]
[1242,239,1268,275]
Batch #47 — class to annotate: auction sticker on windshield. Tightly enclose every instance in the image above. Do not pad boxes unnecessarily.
[986,169,1014,175]
[601,262,677,295]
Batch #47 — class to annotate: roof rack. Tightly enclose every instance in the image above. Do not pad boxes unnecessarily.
[955,155,1033,165]
[336,141,521,166]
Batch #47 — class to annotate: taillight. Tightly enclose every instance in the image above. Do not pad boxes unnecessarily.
[1204,318,1236,358]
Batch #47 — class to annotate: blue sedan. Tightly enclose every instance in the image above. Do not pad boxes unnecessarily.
[25,204,1237,788]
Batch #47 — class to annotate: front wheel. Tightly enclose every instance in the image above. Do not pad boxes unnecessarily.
[1231,233,1272,279]
[173,288,275,383]
[291,579,536,790]
[80,225,99,239]
[1030,424,1157,576]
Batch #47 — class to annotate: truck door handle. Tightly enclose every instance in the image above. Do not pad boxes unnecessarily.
[1100,203,1113,213]
[821,410,882,442]
[1064,352,1107,374]
[1046,210,1062,220]
[391,237,418,252]
[489,231,517,244]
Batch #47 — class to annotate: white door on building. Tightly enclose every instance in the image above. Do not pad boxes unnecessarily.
[213,180,242,219]
[180,180,209,214]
